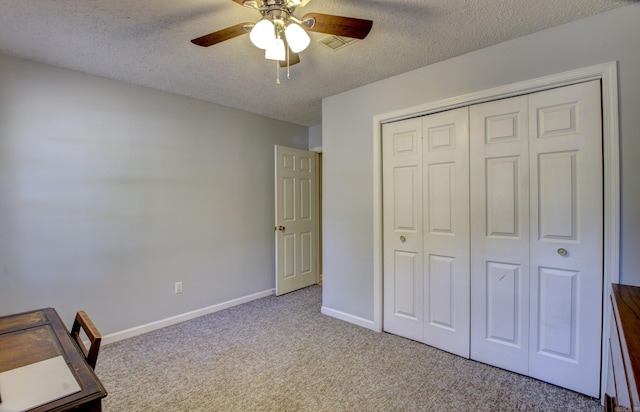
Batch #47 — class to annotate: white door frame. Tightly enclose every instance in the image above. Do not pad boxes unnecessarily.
[372,62,620,399]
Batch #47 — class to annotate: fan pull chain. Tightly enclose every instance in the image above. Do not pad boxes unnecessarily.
[276,60,280,85]
[286,46,291,80]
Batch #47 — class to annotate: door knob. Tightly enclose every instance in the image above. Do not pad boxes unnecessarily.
[557,248,568,256]
[275,225,286,231]
[400,236,406,243]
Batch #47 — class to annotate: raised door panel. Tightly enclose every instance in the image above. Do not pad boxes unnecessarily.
[283,233,296,279]
[422,107,470,358]
[383,118,424,342]
[427,254,455,329]
[528,80,603,397]
[394,251,420,320]
[538,152,577,240]
[486,157,520,237]
[395,167,419,232]
[470,95,530,374]
[283,177,295,221]
[298,175,314,278]
[485,261,522,346]
[300,231,312,275]
[536,268,578,359]
[427,163,455,234]
[299,177,312,220]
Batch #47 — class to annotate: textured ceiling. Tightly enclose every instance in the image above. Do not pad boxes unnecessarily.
[0,0,634,126]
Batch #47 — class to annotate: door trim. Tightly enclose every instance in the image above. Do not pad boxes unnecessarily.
[372,61,620,399]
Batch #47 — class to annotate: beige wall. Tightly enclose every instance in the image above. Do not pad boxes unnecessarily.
[0,54,308,334]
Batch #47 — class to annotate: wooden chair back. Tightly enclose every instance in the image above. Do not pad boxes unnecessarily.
[70,310,102,369]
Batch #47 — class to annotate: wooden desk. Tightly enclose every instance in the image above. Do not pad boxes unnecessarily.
[0,308,107,411]
[606,284,640,412]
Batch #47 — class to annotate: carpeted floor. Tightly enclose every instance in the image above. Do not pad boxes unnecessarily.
[97,285,603,411]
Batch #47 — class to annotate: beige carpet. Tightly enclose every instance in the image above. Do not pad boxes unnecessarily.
[97,285,603,411]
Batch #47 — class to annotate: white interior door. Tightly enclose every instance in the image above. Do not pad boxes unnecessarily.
[274,145,317,296]
[527,80,603,397]
[382,118,424,342]
[422,108,470,358]
[470,95,531,374]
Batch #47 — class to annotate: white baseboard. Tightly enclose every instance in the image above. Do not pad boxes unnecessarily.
[103,289,275,345]
[321,306,377,331]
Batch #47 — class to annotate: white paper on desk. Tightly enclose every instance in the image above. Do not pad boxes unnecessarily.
[0,355,81,412]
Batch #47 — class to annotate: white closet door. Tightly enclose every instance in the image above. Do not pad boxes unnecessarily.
[469,95,531,374]
[382,118,424,342]
[422,107,470,358]
[382,81,604,397]
[528,80,603,397]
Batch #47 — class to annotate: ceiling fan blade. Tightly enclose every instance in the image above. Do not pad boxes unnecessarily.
[302,13,373,39]
[191,23,253,47]
[279,51,301,67]
[231,0,244,5]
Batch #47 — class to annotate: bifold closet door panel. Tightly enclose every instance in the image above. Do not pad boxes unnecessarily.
[422,107,470,358]
[469,95,531,375]
[382,118,424,342]
[527,80,603,398]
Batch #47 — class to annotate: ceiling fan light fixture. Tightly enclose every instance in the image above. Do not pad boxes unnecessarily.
[265,37,286,61]
[250,19,275,50]
[284,22,310,53]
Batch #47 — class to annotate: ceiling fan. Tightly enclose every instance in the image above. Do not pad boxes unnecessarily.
[191,0,373,81]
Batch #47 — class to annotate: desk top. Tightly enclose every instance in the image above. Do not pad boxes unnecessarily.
[0,308,107,411]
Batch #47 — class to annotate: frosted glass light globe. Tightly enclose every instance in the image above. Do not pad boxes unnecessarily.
[250,19,276,50]
[284,23,310,53]
[265,37,286,61]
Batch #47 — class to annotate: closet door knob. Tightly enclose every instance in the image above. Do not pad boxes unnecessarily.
[557,248,568,256]
[400,236,406,243]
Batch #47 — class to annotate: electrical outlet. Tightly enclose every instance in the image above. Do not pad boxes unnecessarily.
[174,281,183,294]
